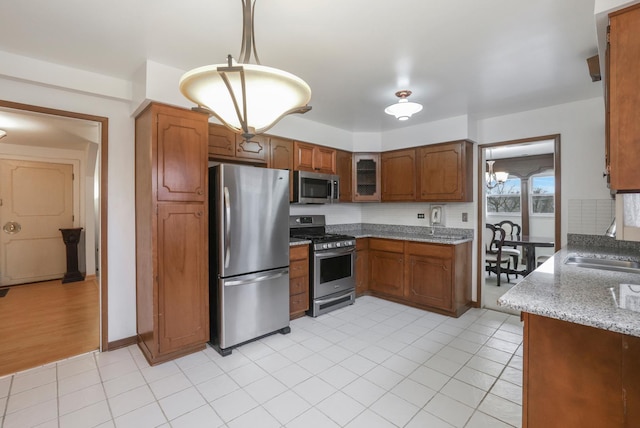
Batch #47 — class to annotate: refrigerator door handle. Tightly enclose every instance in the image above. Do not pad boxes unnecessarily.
[224,186,231,268]
[224,269,289,287]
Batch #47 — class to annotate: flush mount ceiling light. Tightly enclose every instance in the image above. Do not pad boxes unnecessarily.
[384,90,423,121]
[179,0,312,141]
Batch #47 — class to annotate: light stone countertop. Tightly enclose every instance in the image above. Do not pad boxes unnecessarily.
[289,238,311,247]
[498,246,640,337]
[339,229,473,245]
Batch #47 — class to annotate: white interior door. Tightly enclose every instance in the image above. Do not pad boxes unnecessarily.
[0,159,74,286]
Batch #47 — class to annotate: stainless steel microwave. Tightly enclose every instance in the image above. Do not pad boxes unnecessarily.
[293,171,340,204]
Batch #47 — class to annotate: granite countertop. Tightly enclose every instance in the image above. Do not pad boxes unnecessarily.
[340,229,473,245]
[289,238,311,247]
[498,246,640,337]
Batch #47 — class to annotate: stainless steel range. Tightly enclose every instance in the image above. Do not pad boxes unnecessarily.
[290,215,356,317]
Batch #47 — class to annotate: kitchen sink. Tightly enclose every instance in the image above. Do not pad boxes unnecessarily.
[564,255,640,274]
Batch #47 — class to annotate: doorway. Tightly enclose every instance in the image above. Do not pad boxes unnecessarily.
[477,135,561,312]
[0,99,109,365]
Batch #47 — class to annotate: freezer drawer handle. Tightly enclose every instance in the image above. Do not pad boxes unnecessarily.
[224,186,231,268]
[224,270,289,287]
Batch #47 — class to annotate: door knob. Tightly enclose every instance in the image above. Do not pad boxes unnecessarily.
[3,221,21,234]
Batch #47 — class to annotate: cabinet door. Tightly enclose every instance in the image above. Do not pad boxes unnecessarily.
[417,140,472,202]
[381,149,416,201]
[355,246,368,296]
[353,153,381,202]
[236,134,268,162]
[157,113,207,202]
[405,250,453,311]
[293,141,315,172]
[336,149,353,202]
[369,248,404,297]
[609,4,640,191]
[315,146,337,174]
[623,334,640,427]
[208,123,236,159]
[157,204,208,354]
[269,137,294,201]
[523,313,624,427]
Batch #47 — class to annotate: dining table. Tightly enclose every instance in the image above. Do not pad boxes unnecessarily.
[502,235,555,276]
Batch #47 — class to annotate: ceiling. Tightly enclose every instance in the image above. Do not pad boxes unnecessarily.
[0,0,603,134]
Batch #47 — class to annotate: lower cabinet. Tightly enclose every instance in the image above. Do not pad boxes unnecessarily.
[523,313,640,427]
[366,238,471,317]
[355,238,369,296]
[289,245,309,319]
[368,239,405,297]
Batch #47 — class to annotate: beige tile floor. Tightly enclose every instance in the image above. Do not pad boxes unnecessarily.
[0,296,523,428]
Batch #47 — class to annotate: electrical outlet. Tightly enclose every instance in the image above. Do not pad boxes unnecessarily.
[462,212,468,222]
[417,213,425,219]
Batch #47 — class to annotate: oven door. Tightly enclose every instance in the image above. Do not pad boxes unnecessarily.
[313,247,355,298]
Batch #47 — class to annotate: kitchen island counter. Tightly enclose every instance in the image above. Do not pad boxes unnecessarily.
[498,245,640,337]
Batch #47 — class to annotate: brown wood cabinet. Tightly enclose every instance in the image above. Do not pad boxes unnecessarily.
[268,136,294,202]
[207,123,268,163]
[135,103,209,365]
[608,4,640,191]
[368,238,405,297]
[336,149,353,202]
[365,238,471,317]
[404,241,471,316]
[353,153,381,202]
[417,140,473,202]
[522,313,640,428]
[381,149,417,201]
[293,141,336,174]
[355,238,369,296]
[289,245,310,319]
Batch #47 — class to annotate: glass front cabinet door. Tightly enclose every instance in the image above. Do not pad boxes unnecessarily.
[353,153,381,202]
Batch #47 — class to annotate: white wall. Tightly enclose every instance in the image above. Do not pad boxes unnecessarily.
[477,96,608,246]
[0,75,137,343]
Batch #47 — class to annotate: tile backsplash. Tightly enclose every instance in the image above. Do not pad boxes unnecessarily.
[568,199,615,235]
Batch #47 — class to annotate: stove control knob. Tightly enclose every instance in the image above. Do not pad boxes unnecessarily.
[322,243,328,249]
[336,242,341,247]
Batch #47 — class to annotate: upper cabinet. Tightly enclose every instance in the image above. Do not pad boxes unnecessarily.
[268,136,294,202]
[417,140,473,202]
[607,4,640,191]
[207,123,268,164]
[381,148,417,201]
[336,149,353,202]
[353,153,381,202]
[293,141,336,174]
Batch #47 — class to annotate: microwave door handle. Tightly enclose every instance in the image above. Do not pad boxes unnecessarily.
[334,179,339,201]
[224,186,231,268]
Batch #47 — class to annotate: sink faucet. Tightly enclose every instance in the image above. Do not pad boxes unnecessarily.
[605,218,616,238]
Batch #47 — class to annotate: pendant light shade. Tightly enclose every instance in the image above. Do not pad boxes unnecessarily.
[179,0,312,140]
[384,90,423,121]
[0,129,6,140]
[485,159,509,189]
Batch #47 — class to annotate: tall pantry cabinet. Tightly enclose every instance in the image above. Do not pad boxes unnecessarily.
[135,103,209,365]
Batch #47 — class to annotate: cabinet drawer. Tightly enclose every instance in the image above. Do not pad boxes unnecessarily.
[289,259,308,279]
[290,276,308,295]
[369,238,404,253]
[290,245,309,261]
[290,292,309,314]
[406,241,453,258]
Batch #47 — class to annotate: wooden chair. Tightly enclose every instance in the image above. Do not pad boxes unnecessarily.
[485,223,511,286]
[495,220,522,276]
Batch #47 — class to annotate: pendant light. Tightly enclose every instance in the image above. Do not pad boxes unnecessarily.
[179,0,312,140]
[0,129,6,140]
[384,90,423,121]
[485,149,509,189]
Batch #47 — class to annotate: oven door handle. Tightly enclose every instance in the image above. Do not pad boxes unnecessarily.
[314,248,355,258]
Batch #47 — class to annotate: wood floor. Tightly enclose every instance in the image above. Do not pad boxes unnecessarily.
[0,278,99,377]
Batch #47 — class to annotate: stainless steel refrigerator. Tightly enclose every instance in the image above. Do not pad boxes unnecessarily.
[209,164,290,356]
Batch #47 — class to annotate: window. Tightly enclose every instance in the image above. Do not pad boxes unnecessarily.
[486,177,521,213]
[530,174,555,215]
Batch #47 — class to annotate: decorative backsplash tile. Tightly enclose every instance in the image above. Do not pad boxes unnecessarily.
[568,199,615,235]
